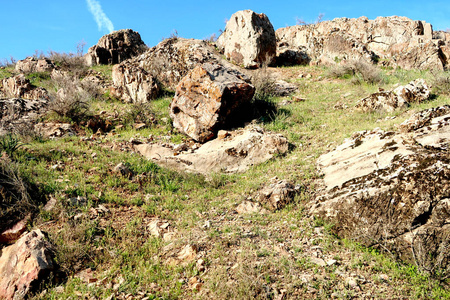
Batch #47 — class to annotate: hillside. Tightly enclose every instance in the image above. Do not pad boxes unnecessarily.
[1,10,450,300]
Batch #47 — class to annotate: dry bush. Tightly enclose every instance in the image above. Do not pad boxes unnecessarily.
[46,50,87,77]
[48,75,94,122]
[252,58,277,101]
[0,160,42,232]
[431,71,450,96]
[327,59,385,85]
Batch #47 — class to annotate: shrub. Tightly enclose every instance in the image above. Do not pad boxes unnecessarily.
[431,71,450,96]
[327,59,385,85]
[0,134,25,158]
[252,58,277,102]
[0,160,42,232]
[47,75,93,122]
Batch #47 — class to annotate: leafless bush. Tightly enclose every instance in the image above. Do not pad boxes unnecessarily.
[327,59,385,85]
[252,57,277,101]
[0,56,17,67]
[48,75,93,122]
[431,71,450,96]
[296,13,325,25]
[0,160,41,232]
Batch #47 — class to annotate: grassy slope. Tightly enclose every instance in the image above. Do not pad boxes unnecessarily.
[4,64,449,299]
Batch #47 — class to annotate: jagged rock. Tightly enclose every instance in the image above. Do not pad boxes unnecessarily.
[111,61,160,103]
[256,180,298,211]
[0,215,30,244]
[216,10,276,68]
[0,98,48,134]
[276,16,447,70]
[121,38,236,91]
[34,122,74,138]
[312,105,450,273]
[355,79,430,112]
[274,80,297,96]
[135,125,289,175]
[170,63,255,142]
[0,230,55,300]
[1,74,48,100]
[15,57,55,73]
[85,29,147,66]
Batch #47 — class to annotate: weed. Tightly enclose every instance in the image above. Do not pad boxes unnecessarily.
[327,59,386,85]
[0,134,25,158]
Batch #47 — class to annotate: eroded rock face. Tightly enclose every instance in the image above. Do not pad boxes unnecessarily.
[216,10,276,68]
[313,105,450,273]
[15,57,55,73]
[355,79,430,112]
[1,74,48,100]
[170,63,255,142]
[0,230,55,300]
[135,125,289,175]
[0,98,48,134]
[85,29,147,66]
[112,61,160,103]
[276,16,447,70]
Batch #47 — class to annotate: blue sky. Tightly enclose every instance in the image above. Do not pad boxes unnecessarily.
[1,0,449,62]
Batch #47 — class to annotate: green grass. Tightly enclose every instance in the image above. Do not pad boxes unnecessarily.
[9,64,449,299]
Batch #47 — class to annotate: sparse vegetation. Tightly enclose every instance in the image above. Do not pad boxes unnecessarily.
[2,60,450,299]
[327,58,386,85]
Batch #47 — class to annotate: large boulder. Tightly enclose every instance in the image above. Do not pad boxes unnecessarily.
[135,125,289,175]
[355,79,430,112]
[312,105,450,273]
[1,74,48,100]
[15,57,55,73]
[170,63,255,142]
[119,38,234,91]
[0,230,55,300]
[111,61,160,103]
[276,16,447,70]
[216,10,277,68]
[85,29,147,66]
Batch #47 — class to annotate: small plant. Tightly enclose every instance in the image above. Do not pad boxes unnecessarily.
[0,134,25,158]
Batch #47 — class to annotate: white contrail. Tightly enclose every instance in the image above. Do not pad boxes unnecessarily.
[86,0,114,33]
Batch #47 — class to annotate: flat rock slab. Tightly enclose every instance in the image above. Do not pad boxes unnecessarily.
[135,126,288,175]
[313,105,450,273]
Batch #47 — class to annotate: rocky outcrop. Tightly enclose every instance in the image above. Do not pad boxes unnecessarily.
[1,74,48,100]
[85,29,147,66]
[0,98,48,134]
[135,125,289,175]
[355,79,430,112]
[216,10,277,68]
[170,63,255,142]
[15,57,55,73]
[276,16,448,70]
[312,105,450,273]
[111,61,160,103]
[0,230,55,300]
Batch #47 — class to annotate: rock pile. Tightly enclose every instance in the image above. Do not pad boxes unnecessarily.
[313,105,450,272]
[216,10,277,68]
[15,57,55,73]
[170,63,255,142]
[355,79,430,112]
[85,29,147,66]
